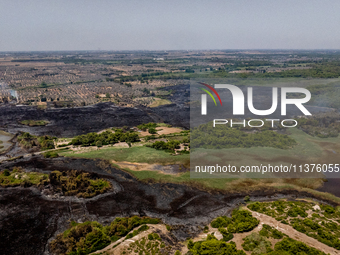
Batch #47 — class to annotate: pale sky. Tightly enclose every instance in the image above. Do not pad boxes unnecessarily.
[1,0,340,51]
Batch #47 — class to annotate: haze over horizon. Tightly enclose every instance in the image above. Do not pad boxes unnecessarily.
[1,0,340,51]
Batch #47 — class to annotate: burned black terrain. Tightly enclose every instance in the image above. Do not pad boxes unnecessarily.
[0,156,338,255]
[0,102,190,137]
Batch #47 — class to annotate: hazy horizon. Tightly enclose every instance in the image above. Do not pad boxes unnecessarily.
[1,0,340,51]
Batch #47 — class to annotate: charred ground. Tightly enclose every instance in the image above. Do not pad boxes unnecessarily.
[0,156,339,255]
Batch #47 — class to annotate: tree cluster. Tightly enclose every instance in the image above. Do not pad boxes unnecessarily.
[49,170,111,198]
[49,216,160,255]
[211,210,259,234]
[70,129,139,147]
[137,122,157,131]
[17,132,55,150]
[187,234,246,255]
[146,140,181,153]
[274,237,327,255]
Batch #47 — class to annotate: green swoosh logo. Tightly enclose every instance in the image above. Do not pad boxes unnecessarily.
[200,88,217,106]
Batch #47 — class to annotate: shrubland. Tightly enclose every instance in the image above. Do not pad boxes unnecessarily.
[49,170,111,198]
[191,122,296,149]
[69,129,139,147]
[248,200,340,250]
[17,132,55,150]
[49,216,161,255]
[0,168,111,198]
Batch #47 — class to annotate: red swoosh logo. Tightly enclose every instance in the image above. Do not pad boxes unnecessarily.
[199,82,223,106]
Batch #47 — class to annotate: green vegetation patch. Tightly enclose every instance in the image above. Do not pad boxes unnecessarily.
[242,232,273,254]
[61,146,189,165]
[259,224,285,239]
[274,237,327,255]
[248,200,311,221]
[218,227,234,242]
[70,129,139,147]
[137,122,158,131]
[20,120,49,126]
[242,234,327,255]
[146,140,181,153]
[211,210,259,233]
[49,170,111,198]
[125,224,149,240]
[0,168,48,187]
[0,168,112,199]
[248,200,340,250]
[187,234,246,255]
[122,233,171,255]
[18,132,55,150]
[188,212,327,255]
[50,216,161,255]
[43,151,59,158]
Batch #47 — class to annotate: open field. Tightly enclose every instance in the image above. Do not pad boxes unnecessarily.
[59,126,337,187]
[60,146,190,166]
[148,98,172,107]
[60,147,326,193]
[58,126,340,192]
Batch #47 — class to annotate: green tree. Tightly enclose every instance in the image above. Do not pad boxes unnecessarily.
[148,127,157,134]
[96,141,102,147]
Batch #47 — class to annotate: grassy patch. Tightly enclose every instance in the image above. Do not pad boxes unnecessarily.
[149,98,172,107]
[43,151,59,158]
[20,120,49,126]
[0,168,111,198]
[242,232,272,254]
[0,168,48,187]
[60,146,189,165]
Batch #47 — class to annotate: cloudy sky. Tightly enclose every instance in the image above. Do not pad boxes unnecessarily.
[1,0,340,51]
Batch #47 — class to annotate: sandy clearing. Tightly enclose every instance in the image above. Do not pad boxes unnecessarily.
[139,127,183,137]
